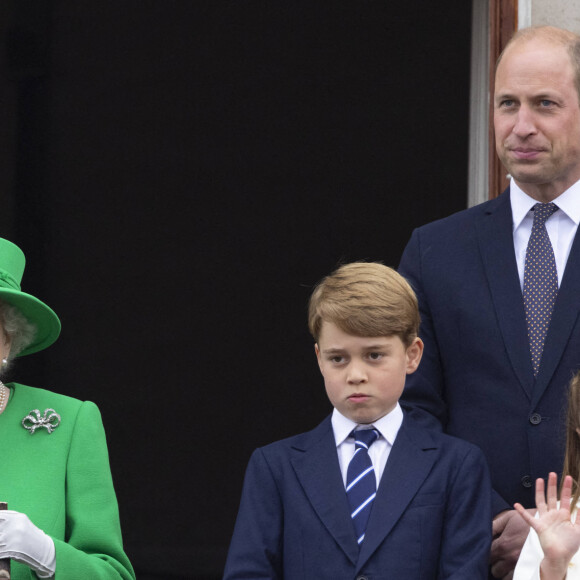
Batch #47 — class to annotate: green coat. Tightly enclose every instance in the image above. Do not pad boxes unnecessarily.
[1,383,135,580]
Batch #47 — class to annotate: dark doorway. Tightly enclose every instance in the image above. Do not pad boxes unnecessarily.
[4,2,472,577]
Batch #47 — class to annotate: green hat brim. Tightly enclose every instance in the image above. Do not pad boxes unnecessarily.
[0,288,61,357]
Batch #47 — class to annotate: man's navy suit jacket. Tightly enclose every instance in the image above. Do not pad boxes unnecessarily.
[399,188,580,514]
[224,413,491,579]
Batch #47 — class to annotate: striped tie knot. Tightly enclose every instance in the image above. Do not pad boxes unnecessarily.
[352,428,379,451]
[346,428,379,546]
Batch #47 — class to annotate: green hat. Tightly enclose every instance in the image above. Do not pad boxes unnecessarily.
[0,238,61,357]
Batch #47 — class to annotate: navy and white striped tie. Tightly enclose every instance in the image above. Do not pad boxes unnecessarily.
[346,428,379,545]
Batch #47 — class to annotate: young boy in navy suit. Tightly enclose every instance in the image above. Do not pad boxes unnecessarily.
[224,262,492,579]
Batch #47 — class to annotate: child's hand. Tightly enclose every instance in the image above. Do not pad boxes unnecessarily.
[514,472,580,579]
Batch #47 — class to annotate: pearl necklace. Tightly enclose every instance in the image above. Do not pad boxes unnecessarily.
[0,381,9,415]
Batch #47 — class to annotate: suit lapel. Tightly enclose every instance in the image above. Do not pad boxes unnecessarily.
[290,417,359,566]
[356,419,437,571]
[532,227,580,405]
[476,189,535,398]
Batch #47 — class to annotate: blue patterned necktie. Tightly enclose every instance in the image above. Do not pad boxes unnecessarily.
[523,202,559,376]
[346,428,379,546]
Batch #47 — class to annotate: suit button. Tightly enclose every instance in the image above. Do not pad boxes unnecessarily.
[521,475,532,488]
[529,413,542,425]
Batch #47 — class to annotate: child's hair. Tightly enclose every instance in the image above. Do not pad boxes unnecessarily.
[308,262,420,347]
[562,372,580,511]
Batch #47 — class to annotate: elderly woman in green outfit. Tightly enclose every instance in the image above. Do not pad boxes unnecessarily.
[0,238,135,580]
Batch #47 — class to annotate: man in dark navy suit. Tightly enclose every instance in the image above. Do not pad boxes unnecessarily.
[399,25,580,579]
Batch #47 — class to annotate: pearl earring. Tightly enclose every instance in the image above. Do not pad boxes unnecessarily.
[2,359,7,366]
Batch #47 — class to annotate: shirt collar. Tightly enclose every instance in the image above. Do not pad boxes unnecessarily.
[331,403,403,447]
[510,180,538,231]
[510,177,580,230]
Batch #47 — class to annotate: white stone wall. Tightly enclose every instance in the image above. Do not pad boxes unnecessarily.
[524,0,580,34]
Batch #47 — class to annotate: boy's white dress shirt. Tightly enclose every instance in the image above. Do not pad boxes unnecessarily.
[332,403,403,488]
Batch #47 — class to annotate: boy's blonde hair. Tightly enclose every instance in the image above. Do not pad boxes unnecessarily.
[308,262,420,347]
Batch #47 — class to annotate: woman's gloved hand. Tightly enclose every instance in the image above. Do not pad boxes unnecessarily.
[0,510,55,578]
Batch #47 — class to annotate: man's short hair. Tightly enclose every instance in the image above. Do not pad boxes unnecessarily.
[497,26,580,102]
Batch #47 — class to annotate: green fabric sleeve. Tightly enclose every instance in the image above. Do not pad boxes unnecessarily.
[50,401,135,580]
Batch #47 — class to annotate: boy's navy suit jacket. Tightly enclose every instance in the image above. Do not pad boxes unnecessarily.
[223,412,491,579]
[399,187,580,515]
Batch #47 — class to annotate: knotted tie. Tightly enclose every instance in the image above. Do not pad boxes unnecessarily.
[346,428,379,545]
[523,202,558,376]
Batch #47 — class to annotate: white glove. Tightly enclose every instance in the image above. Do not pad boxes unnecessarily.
[0,510,55,578]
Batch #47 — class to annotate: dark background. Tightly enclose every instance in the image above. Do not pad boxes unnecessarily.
[0,1,472,578]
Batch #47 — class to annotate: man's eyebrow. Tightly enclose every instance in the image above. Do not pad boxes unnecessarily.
[495,91,516,100]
